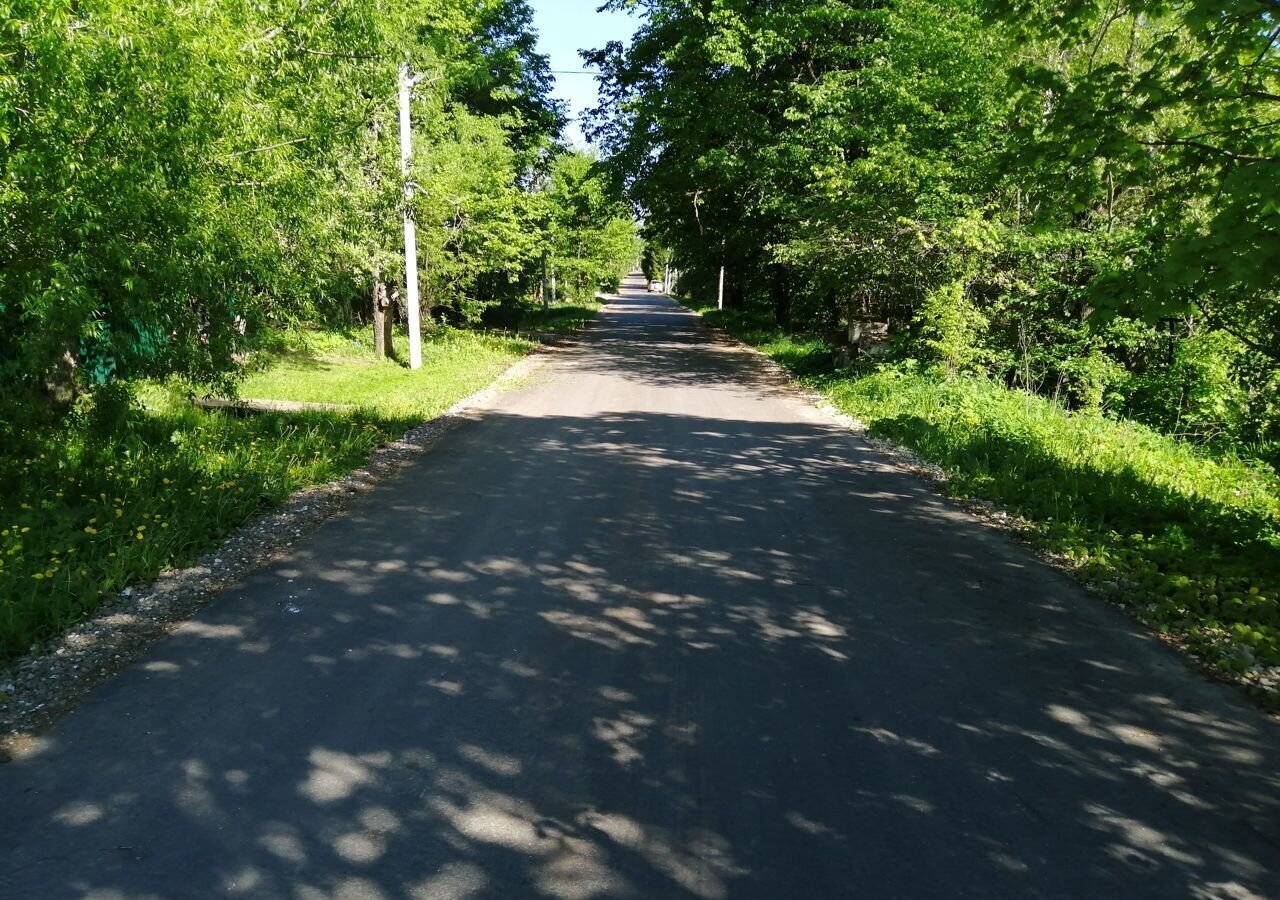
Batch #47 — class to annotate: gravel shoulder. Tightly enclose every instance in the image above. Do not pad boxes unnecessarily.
[0,344,557,762]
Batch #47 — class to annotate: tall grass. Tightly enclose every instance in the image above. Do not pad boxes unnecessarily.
[695,304,1280,701]
[0,327,533,663]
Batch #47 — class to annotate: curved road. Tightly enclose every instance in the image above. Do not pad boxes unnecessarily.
[3,277,1278,899]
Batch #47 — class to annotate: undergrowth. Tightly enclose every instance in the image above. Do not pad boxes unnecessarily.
[481,295,607,335]
[0,327,533,664]
[692,301,1280,705]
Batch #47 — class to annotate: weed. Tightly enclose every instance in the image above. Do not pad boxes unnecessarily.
[0,327,532,662]
[693,303,1280,703]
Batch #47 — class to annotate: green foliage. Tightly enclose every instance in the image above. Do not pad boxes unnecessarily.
[590,0,1278,458]
[0,0,560,395]
[698,304,1280,703]
[0,327,531,661]
[640,244,672,283]
[541,151,638,301]
[995,0,1280,361]
[415,105,544,322]
[915,279,988,376]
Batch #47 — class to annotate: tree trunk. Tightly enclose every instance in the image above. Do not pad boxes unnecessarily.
[372,276,392,359]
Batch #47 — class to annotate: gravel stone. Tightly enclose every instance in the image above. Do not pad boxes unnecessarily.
[0,345,554,762]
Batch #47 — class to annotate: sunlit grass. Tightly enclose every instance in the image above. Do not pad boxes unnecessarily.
[0,326,533,663]
[692,301,1280,701]
[239,325,533,419]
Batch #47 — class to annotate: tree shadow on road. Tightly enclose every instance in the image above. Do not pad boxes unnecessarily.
[3,308,1279,899]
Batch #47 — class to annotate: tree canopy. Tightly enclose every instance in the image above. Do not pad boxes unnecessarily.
[1,0,635,404]
[588,0,1279,455]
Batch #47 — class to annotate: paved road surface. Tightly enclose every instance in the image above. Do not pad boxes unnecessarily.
[3,277,1278,899]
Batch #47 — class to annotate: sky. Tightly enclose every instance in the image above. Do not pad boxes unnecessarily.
[528,0,640,148]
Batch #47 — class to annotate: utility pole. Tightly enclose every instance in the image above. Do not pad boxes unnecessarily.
[717,236,727,310]
[541,252,550,309]
[398,61,424,370]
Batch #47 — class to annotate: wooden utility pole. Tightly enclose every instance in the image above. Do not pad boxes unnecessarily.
[398,62,424,370]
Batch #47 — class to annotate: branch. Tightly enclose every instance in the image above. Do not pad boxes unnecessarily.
[223,137,310,158]
[295,46,379,61]
[1200,307,1280,363]
[1138,138,1280,163]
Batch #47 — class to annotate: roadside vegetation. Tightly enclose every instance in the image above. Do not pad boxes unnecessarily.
[590,0,1280,700]
[482,295,608,337]
[1,1,635,662]
[692,302,1280,704]
[0,327,535,661]
[238,325,534,419]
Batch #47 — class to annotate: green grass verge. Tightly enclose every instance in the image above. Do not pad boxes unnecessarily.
[239,325,532,419]
[481,295,607,335]
[0,326,533,664]
[690,301,1280,704]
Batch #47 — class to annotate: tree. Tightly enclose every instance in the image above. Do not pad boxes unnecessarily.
[0,0,560,403]
[543,151,637,301]
[994,0,1280,362]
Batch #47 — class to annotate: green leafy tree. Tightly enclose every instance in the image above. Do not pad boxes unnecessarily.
[543,151,637,300]
[0,0,560,405]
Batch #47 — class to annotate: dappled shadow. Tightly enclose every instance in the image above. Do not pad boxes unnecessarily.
[2,281,1278,899]
[572,294,798,394]
[482,299,604,337]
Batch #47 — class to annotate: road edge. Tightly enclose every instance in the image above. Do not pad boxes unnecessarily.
[679,297,1280,719]
[0,342,560,762]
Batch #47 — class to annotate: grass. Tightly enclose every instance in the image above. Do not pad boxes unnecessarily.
[0,325,534,665]
[238,324,533,419]
[689,301,1280,704]
[481,294,607,336]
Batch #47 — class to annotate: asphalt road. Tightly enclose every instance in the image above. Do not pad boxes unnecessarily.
[3,277,1278,900]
